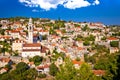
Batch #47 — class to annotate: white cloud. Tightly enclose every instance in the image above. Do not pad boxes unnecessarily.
[63,0,91,9]
[19,0,100,11]
[32,9,39,12]
[93,0,100,5]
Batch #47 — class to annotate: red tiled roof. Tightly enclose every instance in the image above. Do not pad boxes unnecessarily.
[44,64,49,68]
[72,46,77,48]
[16,28,23,31]
[5,30,10,32]
[3,68,8,71]
[22,49,41,52]
[72,60,83,65]
[33,28,38,31]
[60,48,68,53]
[11,30,20,33]
[37,64,49,69]
[39,29,48,32]
[51,44,56,46]
[107,37,118,40]
[93,70,105,76]
[76,26,81,28]
[0,68,8,72]
[14,22,21,24]
[55,30,62,33]
[28,62,34,65]
[20,32,26,35]
[77,47,85,50]
[0,35,12,39]
[37,66,44,69]
[23,43,41,47]
[52,35,60,39]
[0,58,11,63]
[41,46,49,53]
[93,30,99,33]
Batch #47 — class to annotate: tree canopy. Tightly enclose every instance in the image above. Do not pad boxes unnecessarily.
[55,58,98,80]
[110,41,119,47]
[29,55,43,66]
[16,62,29,74]
[49,63,59,76]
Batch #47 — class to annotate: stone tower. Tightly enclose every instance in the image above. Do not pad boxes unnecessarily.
[28,18,33,43]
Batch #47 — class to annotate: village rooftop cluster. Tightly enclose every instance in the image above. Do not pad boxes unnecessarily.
[0,17,120,79]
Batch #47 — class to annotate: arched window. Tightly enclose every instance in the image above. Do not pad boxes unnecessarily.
[30,26,32,30]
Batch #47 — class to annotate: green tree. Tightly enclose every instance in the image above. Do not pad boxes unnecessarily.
[94,54,118,80]
[83,40,90,46]
[76,63,98,80]
[76,57,81,61]
[56,58,98,80]
[55,58,77,80]
[115,52,120,80]
[0,28,5,35]
[49,28,56,35]
[6,67,37,80]
[0,41,11,56]
[38,73,47,78]
[61,29,66,33]
[0,24,2,27]
[23,68,38,80]
[54,20,65,28]
[5,64,12,71]
[49,63,59,76]
[94,44,109,53]
[101,36,106,41]
[13,50,19,56]
[0,73,12,80]
[81,25,89,31]
[42,35,47,40]
[89,34,95,41]
[32,55,43,66]
[16,62,29,74]
[94,59,108,70]
[85,34,95,41]
[110,41,119,47]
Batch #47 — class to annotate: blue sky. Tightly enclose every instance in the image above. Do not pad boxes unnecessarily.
[0,0,120,25]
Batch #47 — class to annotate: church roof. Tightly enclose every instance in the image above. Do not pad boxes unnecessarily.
[22,49,41,52]
[23,43,41,47]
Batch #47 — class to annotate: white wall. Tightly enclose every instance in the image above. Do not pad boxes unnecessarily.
[22,51,41,57]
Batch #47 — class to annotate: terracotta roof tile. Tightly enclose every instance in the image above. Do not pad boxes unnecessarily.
[11,30,20,33]
[14,22,21,24]
[0,58,11,63]
[60,48,68,53]
[16,28,23,31]
[72,60,83,65]
[29,62,34,65]
[108,37,118,40]
[23,43,41,47]
[77,47,85,50]
[93,70,105,76]
[37,64,49,69]
[22,49,41,52]
[20,32,26,35]
[0,35,12,39]
[41,46,49,53]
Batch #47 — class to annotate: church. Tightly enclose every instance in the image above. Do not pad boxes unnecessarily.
[22,18,48,58]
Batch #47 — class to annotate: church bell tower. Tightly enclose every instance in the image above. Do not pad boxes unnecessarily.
[28,18,33,43]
